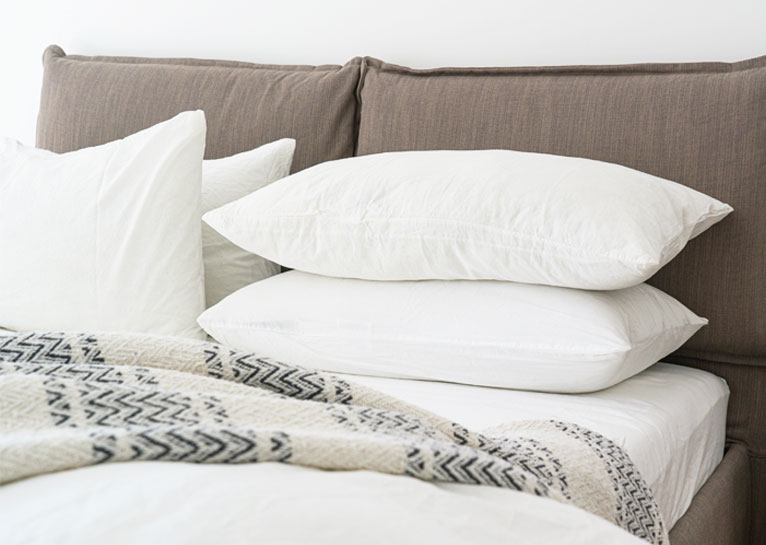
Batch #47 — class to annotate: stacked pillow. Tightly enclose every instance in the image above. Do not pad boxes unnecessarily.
[200,149,732,393]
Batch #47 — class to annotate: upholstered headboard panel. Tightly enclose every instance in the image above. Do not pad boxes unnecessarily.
[36,45,361,172]
[356,56,766,370]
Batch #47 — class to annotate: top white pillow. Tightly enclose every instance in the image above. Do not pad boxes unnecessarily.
[205,149,732,289]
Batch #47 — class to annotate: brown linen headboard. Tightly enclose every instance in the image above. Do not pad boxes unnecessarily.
[36,45,361,172]
[36,46,765,544]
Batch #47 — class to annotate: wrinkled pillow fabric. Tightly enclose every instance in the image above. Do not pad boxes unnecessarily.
[198,271,707,393]
[0,111,207,338]
[204,150,732,290]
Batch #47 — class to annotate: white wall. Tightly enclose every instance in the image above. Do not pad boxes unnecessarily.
[2,0,765,145]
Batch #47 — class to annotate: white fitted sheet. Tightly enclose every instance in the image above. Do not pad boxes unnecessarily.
[344,362,728,528]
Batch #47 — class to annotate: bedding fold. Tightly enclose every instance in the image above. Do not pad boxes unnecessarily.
[0,331,667,544]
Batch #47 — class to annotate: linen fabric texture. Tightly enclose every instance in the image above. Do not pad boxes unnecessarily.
[667,444,750,545]
[36,45,360,172]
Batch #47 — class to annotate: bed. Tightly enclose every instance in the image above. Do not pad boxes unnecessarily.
[0,351,730,544]
[1,45,764,544]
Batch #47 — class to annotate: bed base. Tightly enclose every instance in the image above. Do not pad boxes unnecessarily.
[669,444,750,545]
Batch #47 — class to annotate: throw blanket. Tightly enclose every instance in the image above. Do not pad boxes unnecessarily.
[0,332,667,544]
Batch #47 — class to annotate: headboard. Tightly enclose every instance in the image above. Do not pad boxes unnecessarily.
[36,45,361,172]
[36,45,766,543]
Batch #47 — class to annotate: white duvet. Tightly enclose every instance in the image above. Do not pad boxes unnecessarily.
[0,462,647,545]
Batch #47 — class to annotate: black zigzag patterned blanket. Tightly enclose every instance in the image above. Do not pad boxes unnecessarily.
[0,331,667,544]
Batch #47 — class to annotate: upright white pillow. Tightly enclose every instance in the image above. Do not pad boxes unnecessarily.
[0,111,207,338]
[198,271,708,393]
[202,139,295,307]
[204,150,732,290]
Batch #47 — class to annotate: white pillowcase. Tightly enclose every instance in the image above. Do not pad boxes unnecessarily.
[202,139,295,307]
[0,111,207,339]
[204,150,732,290]
[198,271,707,393]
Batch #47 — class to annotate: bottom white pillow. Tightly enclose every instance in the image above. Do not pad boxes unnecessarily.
[198,271,707,393]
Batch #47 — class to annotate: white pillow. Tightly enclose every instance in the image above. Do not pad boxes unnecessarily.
[204,150,732,290]
[0,111,207,339]
[202,139,295,307]
[198,271,707,393]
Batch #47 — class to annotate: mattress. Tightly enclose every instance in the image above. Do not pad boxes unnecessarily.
[343,362,728,529]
